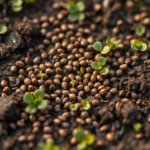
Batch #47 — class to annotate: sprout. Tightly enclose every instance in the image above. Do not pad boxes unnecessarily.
[135,26,145,36]
[93,41,110,54]
[134,1,143,9]
[131,39,147,52]
[133,123,142,132]
[91,56,109,75]
[71,78,75,88]
[23,89,47,114]
[0,25,7,34]
[12,0,23,12]
[106,39,119,50]
[67,0,85,22]
[70,104,78,111]
[81,100,91,110]
[39,70,43,80]
[80,67,84,76]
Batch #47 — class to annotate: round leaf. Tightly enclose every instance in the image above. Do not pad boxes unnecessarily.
[67,0,75,6]
[26,104,37,114]
[134,39,141,49]
[93,42,102,51]
[106,39,111,47]
[68,14,78,22]
[91,62,99,70]
[12,6,22,12]
[100,67,109,75]
[76,142,86,150]
[75,1,85,11]
[23,93,34,104]
[0,25,7,34]
[67,5,76,13]
[101,46,110,54]
[131,44,138,51]
[136,26,145,36]
[37,143,46,150]
[81,100,86,107]
[34,89,45,99]
[74,128,85,142]
[83,103,91,110]
[111,41,119,49]
[37,100,48,110]
[140,43,147,51]
[83,134,95,145]
[97,57,106,66]
[78,12,85,21]
[70,104,78,111]
[12,0,23,6]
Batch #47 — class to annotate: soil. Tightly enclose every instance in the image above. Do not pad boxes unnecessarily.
[1,0,150,150]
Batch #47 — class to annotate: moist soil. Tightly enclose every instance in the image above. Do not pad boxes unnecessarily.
[1,0,150,150]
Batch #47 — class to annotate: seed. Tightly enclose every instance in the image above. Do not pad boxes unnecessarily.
[53,118,61,125]
[110,77,117,83]
[81,111,89,119]
[85,118,92,125]
[121,98,129,103]
[91,88,98,95]
[125,58,131,64]
[21,112,28,120]
[32,121,41,128]
[54,104,61,112]
[110,88,118,95]
[43,126,52,134]
[15,61,25,68]
[84,86,90,93]
[64,102,72,109]
[76,118,85,125]
[95,94,102,100]
[59,129,67,137]
[97,75,103,82]
[95,140,105,148]
[25,57,30,65]
[16,120,25,127]
[1,80,8,88]
[10,66,17,73]
[99,89,107,96]
[9,123,16,130]
[69,93,77,101]
[105,92,112,99]
[29,115,36,122]
[27,134,35,142]
[135,133,144,139]
[100,125,109,132]
[119,64,128,71]
[33,57,41,64]
[24,78,31,85]
[91,99,100,107]
[131,91,137,100]
[32,127,40,134]
[116,69,123,77]
[53,79,61,86]
[18,135,26,142]
[106,133,115,143]
[61,122,70,128]
[3,86,10,94]
[103,79,109,86]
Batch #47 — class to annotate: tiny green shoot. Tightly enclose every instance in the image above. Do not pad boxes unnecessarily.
[106,39,119,50]
[80,67,84,76]
[23,89,47,114]
[133,122,142,132]
[131,39,147,52]
[134,1,143,9]
[0,25,7,34]
[91,56,109,75]
[24,0,35,4]
[135,26,145,36]
[71,78,75,88]
[70,104,78,111]
[81,100,91,110]
[67,0,85,22]
[39,70,43,80]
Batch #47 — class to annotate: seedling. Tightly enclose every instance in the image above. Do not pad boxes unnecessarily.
[106,39,119,50]
[0,25,7,34]
[69,104,78,111]
[80,67,84,76]
[71,78,75,88]
[67,0,85,22]
[133,122,142,132]
[81,100,91,110]
[23,89,48,114]
[135,26,145,36]
[91,56,109,75]
[37,139,60,150]
[39,70,43,80]
[131,39,147,52]
[93,41,110,54]
[73,128,95,150]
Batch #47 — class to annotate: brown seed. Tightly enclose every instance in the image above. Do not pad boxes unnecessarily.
[97,75,103,82]
[81,111,89,119]
[84,86,90,93]
[91,99,100,107]
[95,140,105,148]
[99,89,107,96]
[32,121,41,128]
[43,126,53,134]
[3,86,10,94]
[15,61,25,68]
[131,91,138,100]
[53,79,61,86]
[76,118,85,125]
[110,77,117,83]
[135,133,144,139]
[64,102,72,109]
[95,94,102,100]
[61,122,70,128]
[121,98,129,103]
[29,115,36,122]
[69,93,77,101]
[54,104,61,112]
[53,118,61,125]
[1,80,8,88]
[110,88,118,95]
[116,69,123,77]
[10,66,17,73]
[85,118,92,125]
[24,78,31,85]
[18,135,26,142]
[103,79,109,86]
[16,120,25,127]
[119,64,128,71]
[9,123,16,130]
[105,92,112,99]
[25,57,30,65]
[106,133,115,143]
[65,65,73,72]
[59,129,67,137]
[32,127,40,134]
[100,125,109,132]
[21,112,28,120]
[33,57,41,64]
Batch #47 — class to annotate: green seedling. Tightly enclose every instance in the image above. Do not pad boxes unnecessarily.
[37,139,60,150]
[71,77,75,88]
[23,89,48,114]
[135,26,145,36]
[134,1,143,9]
[80,67,84,76]
[133,122,142,132]
[0,25,7,34]
[131,39,147,52]
[93,41,110,54]
[67,0,85,22]
[81,100,91,110]
[106,39,119,50]
[70,104,78,111]
[91,56,109,75]
[74,128,95,150]
[12,0,23,12]
[39,70,43,80]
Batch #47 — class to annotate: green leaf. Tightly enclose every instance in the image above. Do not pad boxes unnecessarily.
[91,62,99,70]
[135,26,145,36]
[93,42,102,51]
[101,46,110,54]
[23,93,34,104]
[34,89,45,100]
[46,139,54,145]
[37,143,46,150]
[134,39,141,49]
[83,103,91,110]
[12,0,23,6]
[84,147,92,150]
[97,57,106,66]
[71,77,75,88]
[37,100,48,110]
[78,12,85,21]
[68,14,78,22]
[81,100,86,107]
[111,41,119,49]
[67,5,76,13]
[106,39,112,47]
[133,123,142,132]
[74,128,85,142]
[140,43,147,51]
[76,142,87,150]
[67,0,75,6]
[100,67,109,75]
[0,25,7,34]
[39,70,43,80]
[134,1,143,9]
[83,134,95,145]
[26,104,37,114]
[75,1,85,11]
[70,104,78,111]
[131,44,138,51]
[80,67,84,76]
[24,0,35,4]
[12,6,22,12]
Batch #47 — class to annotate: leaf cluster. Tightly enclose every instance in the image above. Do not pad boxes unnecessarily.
[131,39,147,52]
[67,1,85,22]
[23,89,48,114]
[74,128,95,150]
[37,139,60,150]
[135,26,145,36]
[91,57,109,75]
[0,25,7,34]
[106,39,119,50]
[70,104,78,111]
[81,100,90,110]
[133,122,142,132]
